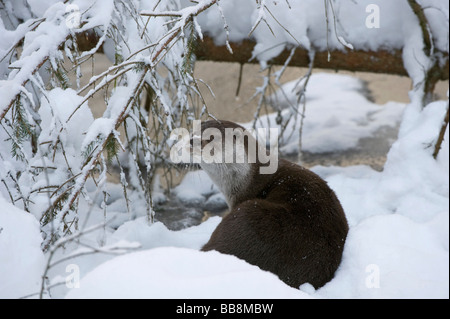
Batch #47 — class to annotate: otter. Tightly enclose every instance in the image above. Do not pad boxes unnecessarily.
[195,120,348,289]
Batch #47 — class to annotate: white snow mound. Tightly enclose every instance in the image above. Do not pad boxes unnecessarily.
[65,247,309,299]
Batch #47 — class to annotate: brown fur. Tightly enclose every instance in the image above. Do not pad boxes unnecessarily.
[199,120,349,289]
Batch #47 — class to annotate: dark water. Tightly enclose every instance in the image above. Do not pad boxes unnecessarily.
[153,192,228,230]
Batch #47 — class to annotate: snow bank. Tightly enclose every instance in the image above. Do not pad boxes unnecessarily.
[65,247,309,299]
[43,216,220,298]
[247,73,405,154]
[110,216,221,251]
[378,101,449,222]
[173,170,222,206]
[0,194,45,299]
[317,213,449,298]
[310,99,449,298]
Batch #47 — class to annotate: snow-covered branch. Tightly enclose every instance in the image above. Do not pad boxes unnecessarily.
[0,0,266,266]
[0,0,224,249]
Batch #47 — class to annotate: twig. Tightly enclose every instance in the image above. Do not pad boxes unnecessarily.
[406,0,444,105]
[295,49,315,164]
[433,101,449,159]
[235,63,244,97]
[215,0,233,54]
[407,0,433,56]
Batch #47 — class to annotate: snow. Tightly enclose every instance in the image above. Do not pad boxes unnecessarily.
[65,247,309,299]
[197,0,449,57]
[111,216,220,251]
[249,73,405,154]
[1,70,448,299]
[311,97,449,298]
[0,194,45,299]
[0,0,448,300]
[319,213,449,298]
[0,1,70,117]
[38,87,94,149]
[173,170,220,205]
[197,0,448,94]
[62,79,450,298]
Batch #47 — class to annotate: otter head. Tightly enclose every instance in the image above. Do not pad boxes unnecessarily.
[189,120,262,208]
[170,119,278,208]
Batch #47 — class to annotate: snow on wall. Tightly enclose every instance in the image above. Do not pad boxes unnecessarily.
[197,0,448,88]
[197,0,449,55]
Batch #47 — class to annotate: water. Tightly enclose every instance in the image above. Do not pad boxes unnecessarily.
[153,191,228,230]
